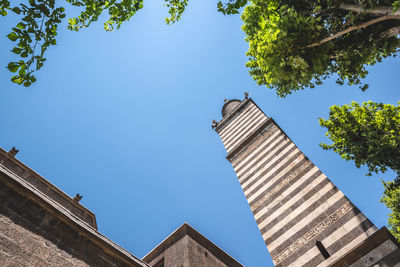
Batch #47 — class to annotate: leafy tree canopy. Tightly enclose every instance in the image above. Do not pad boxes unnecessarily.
[319,101,400,175]
[239,0,400,97]
[3,0,400,90]
[320,101,400,240]
[1,0,188,86]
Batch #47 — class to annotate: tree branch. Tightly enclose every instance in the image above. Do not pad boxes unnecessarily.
[305,14,400,49]
[31,15,45,57]
[380,26,400,38]
[338,3,400,16]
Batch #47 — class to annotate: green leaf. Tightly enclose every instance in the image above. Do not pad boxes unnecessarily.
[11,47,22,54]
[11,76,23,85]
[11,6,21,14]
[7,62,19,73]
[393,1,400,13]
[23,81,32,87]
[18,67,26,76]
[16,22,26,30]
[7,32,18,41]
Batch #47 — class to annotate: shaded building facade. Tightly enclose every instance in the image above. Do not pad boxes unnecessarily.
[0,147,241,267]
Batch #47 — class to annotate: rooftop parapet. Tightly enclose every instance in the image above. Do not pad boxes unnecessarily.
[0,146,97,229]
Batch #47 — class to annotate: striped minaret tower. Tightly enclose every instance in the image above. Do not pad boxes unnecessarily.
[212,95,400,267]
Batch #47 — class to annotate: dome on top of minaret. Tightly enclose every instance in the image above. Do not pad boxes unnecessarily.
[222,99,241,117]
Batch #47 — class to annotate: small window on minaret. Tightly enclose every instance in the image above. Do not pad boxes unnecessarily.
[316,241,330,259]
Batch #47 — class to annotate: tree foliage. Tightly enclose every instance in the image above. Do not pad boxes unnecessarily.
[239,0,400,97]
[381,178,400,241]
[320,101,400,240]
[1,0,188,86]
[2,0,65,86]
[4,0,400,90]
[319,101,400,174]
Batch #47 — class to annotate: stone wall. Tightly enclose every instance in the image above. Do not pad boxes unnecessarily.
[0,146,243,267]
[0,168,147,267]
[146,236,188,267]
[0,213,89,266]
[0,148,96,228]
[146,235,229,267]
[143,223,243,267]
[187,236,227,267]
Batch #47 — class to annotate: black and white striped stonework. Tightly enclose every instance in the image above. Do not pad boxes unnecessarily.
[215,99,380,266]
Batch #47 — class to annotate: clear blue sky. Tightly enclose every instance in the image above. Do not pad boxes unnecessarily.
[0,1,399,266]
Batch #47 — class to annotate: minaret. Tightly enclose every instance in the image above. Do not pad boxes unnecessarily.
[213,96,400,267]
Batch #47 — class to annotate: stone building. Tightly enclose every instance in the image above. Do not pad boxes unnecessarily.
[213,96,400,266]
[0,147,242,266]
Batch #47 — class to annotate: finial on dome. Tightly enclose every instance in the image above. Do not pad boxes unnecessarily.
[244,92,249,99]
[224,98,228,103]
